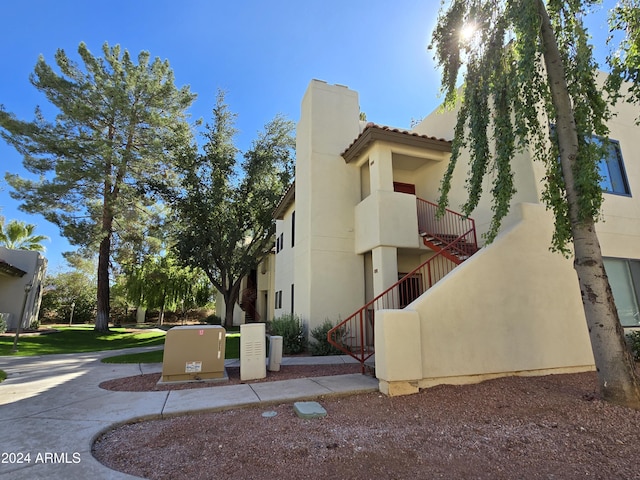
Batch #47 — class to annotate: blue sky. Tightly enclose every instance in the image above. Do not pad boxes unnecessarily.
[0,0,618,272]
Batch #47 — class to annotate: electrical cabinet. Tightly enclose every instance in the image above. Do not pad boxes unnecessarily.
[161,325,226,383]
[240,323,266,381]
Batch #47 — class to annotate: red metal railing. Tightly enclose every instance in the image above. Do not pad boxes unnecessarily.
[416,198,477,260]
[327,249,460,372]
[327,197,478,372]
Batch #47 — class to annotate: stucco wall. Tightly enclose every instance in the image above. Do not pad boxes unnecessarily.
[594,95,640,258]
[256,252,275,323]
[354,190,420,254]
[274,204,296,318]
[375,203,596,393]
[294,80,365,331]
[412,106,542,241]
[0,247,46,330]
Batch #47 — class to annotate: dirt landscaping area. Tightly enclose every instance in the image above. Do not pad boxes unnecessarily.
[93,368,640,479]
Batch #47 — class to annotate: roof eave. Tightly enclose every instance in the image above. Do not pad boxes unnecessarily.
[342,124,452,163]
[0,259,27,277]
[273,181,296,220]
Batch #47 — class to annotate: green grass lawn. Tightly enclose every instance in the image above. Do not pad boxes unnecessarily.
[101,333,241,363]
[0,325,166,356]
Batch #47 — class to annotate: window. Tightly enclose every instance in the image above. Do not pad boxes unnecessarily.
[275,290,283,309]
[603,258,640,327]
[276,232,284,253]
[597,139,630,195]
[290,284,295,315]
[291,211,295,248]
[550,127,631,196]
[393,182,416,195]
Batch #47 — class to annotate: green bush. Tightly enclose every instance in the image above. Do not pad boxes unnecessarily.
[38,270,96,325]
[269,314,307,354]
[29,319,40,331]
[310,319,344,356]
[0,314,6,334]
[626,330,640,361]
[204,314,223,325]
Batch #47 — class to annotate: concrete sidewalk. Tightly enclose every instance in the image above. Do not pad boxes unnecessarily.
[0,348,378,479]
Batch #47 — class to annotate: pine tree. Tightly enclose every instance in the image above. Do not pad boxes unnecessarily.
[0,42,195,331]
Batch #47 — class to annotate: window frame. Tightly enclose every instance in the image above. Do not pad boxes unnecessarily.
[549,126,632,197]
[597,138,631,197]
[603,257,640,328]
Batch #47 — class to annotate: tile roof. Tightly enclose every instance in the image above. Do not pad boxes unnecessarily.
[342,122,452,163]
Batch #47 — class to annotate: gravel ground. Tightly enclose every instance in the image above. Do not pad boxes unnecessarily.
[93,368,640,479]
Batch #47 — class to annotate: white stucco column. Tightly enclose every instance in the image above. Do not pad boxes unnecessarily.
[372,246,398,298]
[368,145,394,193]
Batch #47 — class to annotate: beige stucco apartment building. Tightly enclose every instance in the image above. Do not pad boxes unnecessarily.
[0,246,47,331]
[271,78,640,395]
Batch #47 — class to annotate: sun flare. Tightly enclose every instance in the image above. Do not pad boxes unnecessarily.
[460,23,477,42]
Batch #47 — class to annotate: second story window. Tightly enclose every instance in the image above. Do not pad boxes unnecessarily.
[551,126,631,197]
[597,139,630,196]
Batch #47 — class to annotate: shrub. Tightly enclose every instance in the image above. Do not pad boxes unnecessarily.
[310,319,344,356]
[204,314,223,325]
[626,330,640,361]
[269,314,307,354]
[29,319,40,330]
[0,314,6,334]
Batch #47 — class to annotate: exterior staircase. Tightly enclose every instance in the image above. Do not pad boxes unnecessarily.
[240,287,260,323]
[327,197,478,373]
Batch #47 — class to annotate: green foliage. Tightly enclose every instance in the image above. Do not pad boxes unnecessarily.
[268,314,307,354]
[0,370,6,383]
[430,0,609,252]
[39,269,96,324]
[204,314,223,325]
[309,319,344,356]
[0,314,7,334]
[28,319,40,330]
[607,0,640,124]
[0,42,196,331]
[117,252,213,317]
[0,219,49,252]
[0,326,166,356]
[153,90,295,327]
[626,331,640,361]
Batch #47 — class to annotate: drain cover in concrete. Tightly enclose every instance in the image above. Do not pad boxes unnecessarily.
[293,401,327,419]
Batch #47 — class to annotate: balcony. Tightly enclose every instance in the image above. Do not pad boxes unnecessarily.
[354,190,420,254]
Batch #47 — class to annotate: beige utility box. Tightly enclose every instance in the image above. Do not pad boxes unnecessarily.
[240,323,266,381]
[161,325,226,383]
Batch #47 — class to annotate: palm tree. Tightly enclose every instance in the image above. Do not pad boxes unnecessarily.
[0,220,49,252]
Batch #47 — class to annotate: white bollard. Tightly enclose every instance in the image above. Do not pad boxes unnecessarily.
[268,335,283,372]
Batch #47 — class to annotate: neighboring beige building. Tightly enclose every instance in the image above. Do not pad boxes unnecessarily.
[0,246,47,330]
[272,78,640,395]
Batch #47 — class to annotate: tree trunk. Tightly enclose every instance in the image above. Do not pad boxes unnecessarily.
[95,233,111,332]
[223,281,242,328]
[95,174,114,332]
[538,0,640,408]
